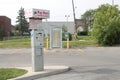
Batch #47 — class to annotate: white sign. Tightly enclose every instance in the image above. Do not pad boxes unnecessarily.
[25,8,50,19]
[29,19,42,29]
[50,27,62,49]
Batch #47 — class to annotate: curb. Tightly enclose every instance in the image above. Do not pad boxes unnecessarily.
[8,66,70,80]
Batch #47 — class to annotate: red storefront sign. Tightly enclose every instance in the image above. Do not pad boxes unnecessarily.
[25,8,50,19]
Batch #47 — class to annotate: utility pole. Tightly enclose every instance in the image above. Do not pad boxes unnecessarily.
[72,0,76,33]
[112,0,114,5]
[65,15,70,30]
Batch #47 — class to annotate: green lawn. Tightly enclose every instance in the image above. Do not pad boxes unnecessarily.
[0,38,31,48]
[0,36,97,48]
[63,36,97,48]
[0,68,27,80]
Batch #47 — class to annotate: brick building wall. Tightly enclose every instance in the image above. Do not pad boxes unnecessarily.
[0,16,12,36]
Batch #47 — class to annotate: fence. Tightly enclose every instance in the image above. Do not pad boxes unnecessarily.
[3,36,30,40]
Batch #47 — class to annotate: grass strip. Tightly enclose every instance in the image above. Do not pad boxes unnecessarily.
[0,68,27,80]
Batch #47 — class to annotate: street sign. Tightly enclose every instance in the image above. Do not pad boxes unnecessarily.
[25,8,50,19]
[29,19,44,29]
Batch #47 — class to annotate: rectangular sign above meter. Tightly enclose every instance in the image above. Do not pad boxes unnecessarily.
[25,8,50,19]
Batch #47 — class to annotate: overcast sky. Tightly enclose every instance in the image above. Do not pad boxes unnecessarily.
[0,0,119,25]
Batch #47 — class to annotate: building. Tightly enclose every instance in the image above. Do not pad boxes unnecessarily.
[0,16,12,36]
[28,21,86,34]
[42,21,74,34]
[41,21,86,34]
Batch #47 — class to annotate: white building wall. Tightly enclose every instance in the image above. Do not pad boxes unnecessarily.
[42,22,74,34]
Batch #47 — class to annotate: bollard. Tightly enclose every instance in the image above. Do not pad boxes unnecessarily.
[46,37,49,49]
[67,38,69,49]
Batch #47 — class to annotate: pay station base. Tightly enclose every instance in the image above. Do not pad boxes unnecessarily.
[32,56,44,72]
[32,48,44,72]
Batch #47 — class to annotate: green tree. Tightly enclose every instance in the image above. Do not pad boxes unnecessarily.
[92,4,120,46]
[62,24,67,32]
[16,7,28,36]
[81,9,94,32]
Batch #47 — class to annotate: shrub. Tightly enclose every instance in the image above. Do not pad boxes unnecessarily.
[92,4,120,46]
[62,32,72,41]
[77,31,88,36]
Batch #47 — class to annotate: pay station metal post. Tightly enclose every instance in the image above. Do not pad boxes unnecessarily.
[31,29,44,71]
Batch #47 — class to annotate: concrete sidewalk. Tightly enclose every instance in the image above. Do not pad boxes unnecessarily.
[8,66,70,80]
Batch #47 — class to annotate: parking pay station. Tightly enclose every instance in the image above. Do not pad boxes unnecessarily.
[31,29,44,71]
[26,8,49,72]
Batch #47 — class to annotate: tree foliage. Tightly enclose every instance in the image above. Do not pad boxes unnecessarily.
[92,4,120,46]
[62,24,72,41]
[16,7,29,36]
[81,9,94,32]
[62,24,67,32]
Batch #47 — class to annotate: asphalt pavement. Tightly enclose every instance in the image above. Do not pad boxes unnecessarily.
[0,47,120,80]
